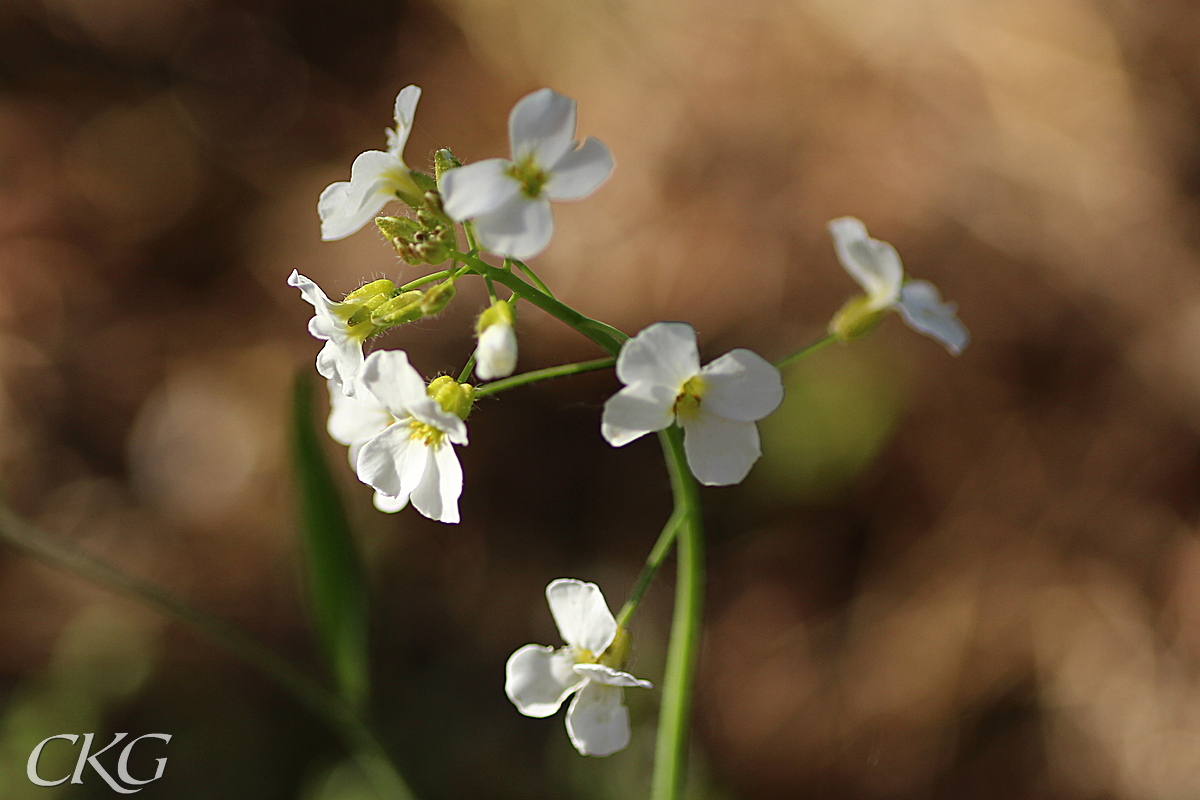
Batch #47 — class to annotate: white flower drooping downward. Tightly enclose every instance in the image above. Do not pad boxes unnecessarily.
[828,216,969,354]
[601,322,784,486]
[473,300,517,381]
[439,88,614,260]
[289,270,377,398]
[318,85,423,241]
[506,579,652,757]
[347,350,472,524]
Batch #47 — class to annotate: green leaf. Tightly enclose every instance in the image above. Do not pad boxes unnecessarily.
[290,373,370,710]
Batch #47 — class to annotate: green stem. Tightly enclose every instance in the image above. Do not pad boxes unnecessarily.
[399,271,451,292]
[615,511,684,628]
[651,427,704,800]
[457,354,476,383]
[473,357,615,398]
[774,333,836,369]
[511,259,555,298]
[450,250,627,356]
[0,506,416,800]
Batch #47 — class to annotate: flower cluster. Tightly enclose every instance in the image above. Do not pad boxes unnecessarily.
[290,83,970,758]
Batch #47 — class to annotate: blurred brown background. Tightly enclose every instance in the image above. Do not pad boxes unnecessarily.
[3,0,1200,797]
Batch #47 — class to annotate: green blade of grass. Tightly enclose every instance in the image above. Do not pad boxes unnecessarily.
[291,373,370,711]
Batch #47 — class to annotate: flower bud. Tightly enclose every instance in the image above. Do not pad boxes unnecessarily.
[427,375,475,420]
[829,295,887,342]
[376,216,419,242]
[474,301,517,380]
[420,282,456,316]
[370,290,425,327]
[434,148,462,182]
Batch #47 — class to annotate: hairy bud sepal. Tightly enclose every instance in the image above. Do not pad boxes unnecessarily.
[829,295,887,342]
[427,375,475,420]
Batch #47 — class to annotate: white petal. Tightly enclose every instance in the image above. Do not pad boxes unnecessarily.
[315,339,364,399]
[546,579,617,655]
[615,322,701,390]
[360,350,427,418]
[601,383,677,447]
[508,88,577,167]
[419,443,462,524]
[406,398,468,446]
[372,491,409,514]
[474,322,518,381]
[681,413,762,486]
[473,196,554,260]
[573,664,653,689]
[565,681,630,757]
[410,442,454,523]
[354,424,417,498]
[505,644,586,718]
[318,150,409,241]
[439,159,521,221]
[545,138,613,200]
[327,380,392,445]
[387,85,421,157]
[288,270,335,313]
[828,217,903,309]
[699,349,784,422]
[897,280,970,355]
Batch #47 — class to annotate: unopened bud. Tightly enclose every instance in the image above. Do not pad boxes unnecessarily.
[434,148,462,182]
[427,375,475,420]
[420,282,456,316]
[476,299,514,335]
[376,216,419,243]
[829,295,888,342]
[371,290,425,327]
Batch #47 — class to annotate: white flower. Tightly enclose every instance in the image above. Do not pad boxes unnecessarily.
[325,379,413,514]
[439,88,614,260]
[318,85,423,241]
[474,322,517,381]
[473,300,517,381]
[505,579,652,757]
[289,270,368,398]
[348,350,469,524]
[829,216,969,354]
[601,322,784,486]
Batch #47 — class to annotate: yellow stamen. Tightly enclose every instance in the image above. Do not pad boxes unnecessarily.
[673,375,707,422]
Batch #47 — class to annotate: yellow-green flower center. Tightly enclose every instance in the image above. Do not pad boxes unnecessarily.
[508,156,550,199]
[673,375,707,422]
[408,420,445,447]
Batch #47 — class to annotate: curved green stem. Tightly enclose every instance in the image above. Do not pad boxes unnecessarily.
[651,427,704,800]
[457,354,477,384]
[0,506,416,800]
[616,511,684,628]
[511,259,555,297]
[399,270,452,292]
[775,333,836,369]
[474,357,615,398]
[449,250,627,356]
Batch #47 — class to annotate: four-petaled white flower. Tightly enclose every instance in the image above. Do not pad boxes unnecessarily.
[506,579,652,757]
[348,350,469,524]
[319,85,423,241]
[601,322,784,486]
[829,216,969,355]
[439,88,614,260]
[289,270,368,398]
[325,379,418,514]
